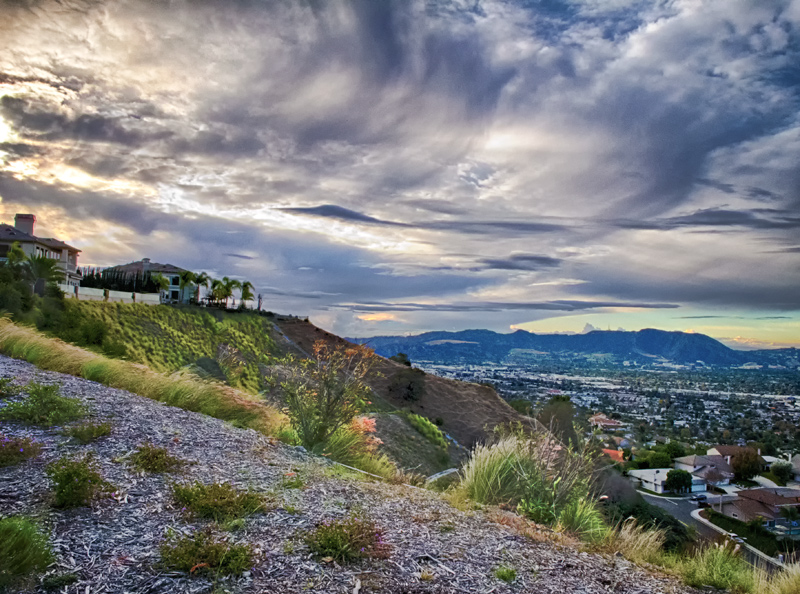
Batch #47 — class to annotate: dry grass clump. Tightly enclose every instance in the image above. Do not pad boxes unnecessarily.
[597,518,666,565]
[757,562,800,594]
[129,443,186,473]
[61,420,112,444]
[160,526,254,576]
[172,481,268,522]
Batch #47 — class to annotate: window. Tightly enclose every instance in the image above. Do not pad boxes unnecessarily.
[171,276,180,286]
[170,290,179,300]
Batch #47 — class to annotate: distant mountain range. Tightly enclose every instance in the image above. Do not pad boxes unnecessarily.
[350,328,799,367]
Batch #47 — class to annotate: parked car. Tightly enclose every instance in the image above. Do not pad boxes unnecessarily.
[690,494,708,502]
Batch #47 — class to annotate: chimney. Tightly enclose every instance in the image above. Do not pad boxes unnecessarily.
[14,213,35,236]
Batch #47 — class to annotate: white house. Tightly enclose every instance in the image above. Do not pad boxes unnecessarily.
[628,468,707,494]
[102,258,191,303]
[673,454,733,486]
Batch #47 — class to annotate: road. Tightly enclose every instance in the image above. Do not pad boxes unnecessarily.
[639,492,719,540]
[639,492,780,571]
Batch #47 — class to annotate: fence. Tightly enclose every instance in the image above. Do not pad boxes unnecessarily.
[57,284,162,305]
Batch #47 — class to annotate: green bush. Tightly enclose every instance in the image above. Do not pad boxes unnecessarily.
[304,516,390,563]
[46,454,114,508]
[61,421,111,444]
[493,565,516,583]
[172,482,267,522]
[0,516,53,590]
[314,426,396,479]
[556,498,607,543]
[80,319,107,346]
[0,378,21,398]
[0,382,85,426]
[129,443,185,473]
[0,434,42,467]
[406,413,447,449]
[770,461,793,485]
[160,527,254,576]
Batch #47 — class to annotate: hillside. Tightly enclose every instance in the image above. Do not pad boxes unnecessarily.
[351,328,758,366]
[0,356,702,594]
[274,317,542,448]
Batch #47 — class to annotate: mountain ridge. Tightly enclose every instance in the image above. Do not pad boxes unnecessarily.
[350,327,794,366]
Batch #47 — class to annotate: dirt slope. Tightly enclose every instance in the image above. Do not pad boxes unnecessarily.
[0,355,701,594]
[274,318,541,447]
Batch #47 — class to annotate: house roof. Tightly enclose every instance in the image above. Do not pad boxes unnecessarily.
[731,497,778,521]
[0,223,81,253]
[674,455,734,474]
[105,260,188,276]
[707,445,765,464]
[737,488,800,507]
[602,449,624,463]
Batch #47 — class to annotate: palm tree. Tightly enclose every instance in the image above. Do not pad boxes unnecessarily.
[150,273,170,302]
[210,278,226,307]
[194,271,210,304]
[221,276,241,309]
[239,281,254,309]
[179,270,196,304]
[25,254,64,294]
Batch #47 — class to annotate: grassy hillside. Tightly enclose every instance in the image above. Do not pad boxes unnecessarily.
[54,301,279,393]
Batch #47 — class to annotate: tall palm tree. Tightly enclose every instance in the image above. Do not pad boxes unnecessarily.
[221,276,241,309]
[194,271,210,304]
[179,270,196,304]
[210,278,225,306]
[239,281,254,309]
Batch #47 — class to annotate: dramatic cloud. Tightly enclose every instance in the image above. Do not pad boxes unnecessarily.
[0,0,798,343]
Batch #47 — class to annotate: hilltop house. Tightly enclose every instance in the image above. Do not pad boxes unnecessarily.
[0,214,82,286]
[720,488,800,534]
[674,454,734,486]
[102,258,190,303]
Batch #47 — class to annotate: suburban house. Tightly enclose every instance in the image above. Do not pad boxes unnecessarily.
[0,214,82,286]
[102,258,190,303]
[707,445,768,471]
[720,488,800,534]
[673,454,734,486]
[589,413,625,431]
[628,468,707,494]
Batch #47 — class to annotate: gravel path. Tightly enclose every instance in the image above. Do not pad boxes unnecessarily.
[0,355,702,594]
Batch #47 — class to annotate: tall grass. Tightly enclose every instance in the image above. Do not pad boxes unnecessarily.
[315,426,397,480]
[678,544,756,593]
[0,319,286,435]
[460,432,601,539]
[598,518,666,565]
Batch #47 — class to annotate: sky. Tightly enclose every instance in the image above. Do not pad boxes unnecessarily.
[0,0,798,349]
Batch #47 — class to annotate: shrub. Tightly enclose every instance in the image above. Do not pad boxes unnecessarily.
[277,341,377,449]
[79,319,107,346]
[61,421,111,444]
[0,434,42,467]
[0,382,85,426]
[771,461,793,485]
[0,378,21,398]
[0,516,54,590]
[160,527,254,576]
[555,498,607,543]
[46,454,114,508]
[172,482,267,522]
[388,367,425,401]
[315,424,396,479]
[304,516,390,563]
[493,565,516,583]
[129,443,185,473]
[406,413,447,449]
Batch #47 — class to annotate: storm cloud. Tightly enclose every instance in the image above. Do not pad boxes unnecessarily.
[0,0,798,341]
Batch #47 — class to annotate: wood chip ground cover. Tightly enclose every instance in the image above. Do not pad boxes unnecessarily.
[0,355,702,593]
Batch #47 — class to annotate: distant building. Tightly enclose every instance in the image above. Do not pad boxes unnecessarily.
[674,455,734,486]
[103,258,190,303]
[628,468,707,494]
[720,488,800,533]
[589,413,625,431]
[0,213,82,286]
[707,445,768,471]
